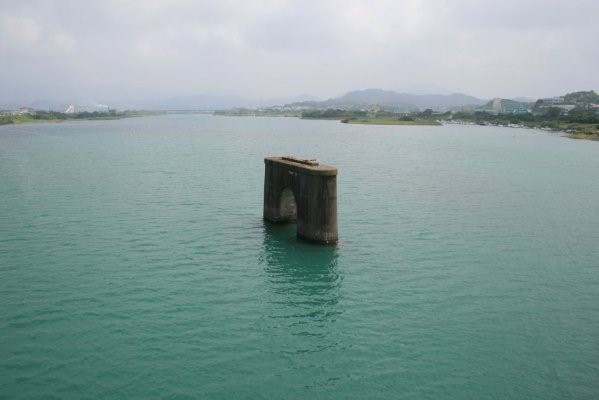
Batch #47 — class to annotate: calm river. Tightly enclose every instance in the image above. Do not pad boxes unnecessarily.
[1,115,598,399]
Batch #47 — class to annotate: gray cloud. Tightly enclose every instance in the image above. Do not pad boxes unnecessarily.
[1,0,598,104]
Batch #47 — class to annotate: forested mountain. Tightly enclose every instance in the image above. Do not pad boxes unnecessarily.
[286,88,487,110]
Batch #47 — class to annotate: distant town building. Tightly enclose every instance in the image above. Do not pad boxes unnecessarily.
[558,105,576,113]
[510,106,529,115]
[489,98,530,114]
[540,97,565,106]
[64,105,76,114]
[18,107,35,115]
[367,104,381,113]
[492,98,502,112]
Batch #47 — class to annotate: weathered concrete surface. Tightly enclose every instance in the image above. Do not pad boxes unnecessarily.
[264,156,338,244]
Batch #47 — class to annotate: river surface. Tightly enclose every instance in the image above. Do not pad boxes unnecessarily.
[1,115,598,399]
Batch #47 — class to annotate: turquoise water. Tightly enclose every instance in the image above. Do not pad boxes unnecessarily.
[1,115,598,399]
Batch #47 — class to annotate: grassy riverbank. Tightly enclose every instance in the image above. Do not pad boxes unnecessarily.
[342,118,441,126]
[448,111,599,141]
[566,132,599,141]
[301,109,442,126]
[0,110,162,125]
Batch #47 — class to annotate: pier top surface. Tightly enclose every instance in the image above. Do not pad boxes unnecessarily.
[265,156,337,176]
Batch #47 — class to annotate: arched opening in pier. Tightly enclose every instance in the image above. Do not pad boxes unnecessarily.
[278,188,297,222]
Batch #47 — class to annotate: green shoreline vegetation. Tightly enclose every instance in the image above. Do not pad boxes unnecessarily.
[448,110,599,141]
[343,118,441,125]
[302,109,441,126]
[215,91,599,140]
[5,91,598,141]
[299,103,599,138]
[217,106,599,139]
[0,110,162,125]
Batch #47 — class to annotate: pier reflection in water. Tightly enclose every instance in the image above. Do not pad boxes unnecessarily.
[258,222,342,351]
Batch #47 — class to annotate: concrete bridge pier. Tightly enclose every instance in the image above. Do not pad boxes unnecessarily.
[263,157,338,244]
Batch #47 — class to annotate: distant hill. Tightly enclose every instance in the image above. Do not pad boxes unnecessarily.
[480,98,531,113]
[563,90,599,105]
[0,99,114,113]
[139,94,253,111]
[256,94,319,107]
[510,97,536,103]
[138,93,320,111]
[136,89,486,111]
[286,88,488,111]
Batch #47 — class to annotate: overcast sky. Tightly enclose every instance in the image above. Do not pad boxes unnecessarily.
[1,0,598,103]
